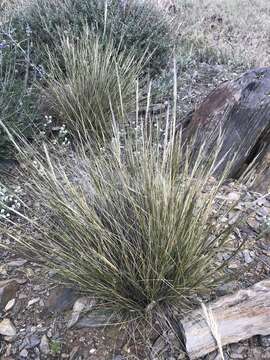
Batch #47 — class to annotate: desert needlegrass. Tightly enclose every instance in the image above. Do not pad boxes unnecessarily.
[43,28,144,142]
[0,97,237,317]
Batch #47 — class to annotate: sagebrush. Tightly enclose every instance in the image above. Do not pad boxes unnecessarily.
[7,0,173,76]
[0,39,39,159]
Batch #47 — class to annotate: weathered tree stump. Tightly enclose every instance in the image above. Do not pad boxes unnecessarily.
[181,67,270,193]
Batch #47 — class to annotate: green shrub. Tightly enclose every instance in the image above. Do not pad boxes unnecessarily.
[2,100,238,316]
[43,29,143,142]
[9,0,173,76]
[0,38,39,159]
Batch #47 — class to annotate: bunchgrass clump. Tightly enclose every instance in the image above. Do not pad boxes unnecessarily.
[43,28,144,142]
[1,90,237,316]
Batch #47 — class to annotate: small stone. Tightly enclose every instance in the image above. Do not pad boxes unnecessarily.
[40,335,50,354]
[243,249,254,264]
[25,268,35,277]
[227,192,240,202]
[247,217,260,231]
[228,211,240,225]
[22,334,40,349]
[0,279,19,310]
[14,278,27,285]
[259,335,270,348]
[228,260,241,269]
[256,207,269,217]
[230,352,245,359]
[46,286,78,313]
[19,349,28,358]
[4,343,12,356]
[27,297,40,307]
[68,297,96,328]
[90,348,96,354]
[0,264,7,275]
[0,319,16,337]
[7,259,27,267]
[216,281,240,296]
[19,293,27,299]
[75,310,115,329]
[70,346,80,360]
[33,285,41,291]
[48,269,57,278]
[4,298,16,312]
[4,335,16,343]
[207,350,229,360]
[256,198,269,207]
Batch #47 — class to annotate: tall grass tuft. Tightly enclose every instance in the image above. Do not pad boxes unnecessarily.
[43,28,144,142]
[1,82,236,315]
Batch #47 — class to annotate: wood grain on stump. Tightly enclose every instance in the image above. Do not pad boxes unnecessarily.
[182,280,270,359]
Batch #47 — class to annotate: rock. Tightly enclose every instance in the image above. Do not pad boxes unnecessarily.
[22,334,40,349]
[45,286,78,313]
[15,278,27,285]
[257,207,270,217]
[247,217,260,231]
[181,67,270,192]
[0,264,7,275]
[228,260,241,269]
[259,335,270,348]
[226,192,241,202]
[40,335,50,354]
[4,298,16,312]
[69,346,80,360]
[229,344,247,359]
[0,319,16,336]
[216,281,240,296]
[18,293,27,300]
[68,297,96,329]
[74,310,116,329]
[0,279,19,310]
[4,335,16,343]
[25,268,35,277]
[229,353,245,359]
[19,349,28,358]
[27,297,40,307]
[7,259,27,267]
[207,352,224,360]
[242,249,254,264]
[0,160,18,175]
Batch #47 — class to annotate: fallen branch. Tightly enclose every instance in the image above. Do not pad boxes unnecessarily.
[182,280,270,359]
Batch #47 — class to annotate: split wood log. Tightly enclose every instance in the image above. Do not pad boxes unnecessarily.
[182,280,270,359]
